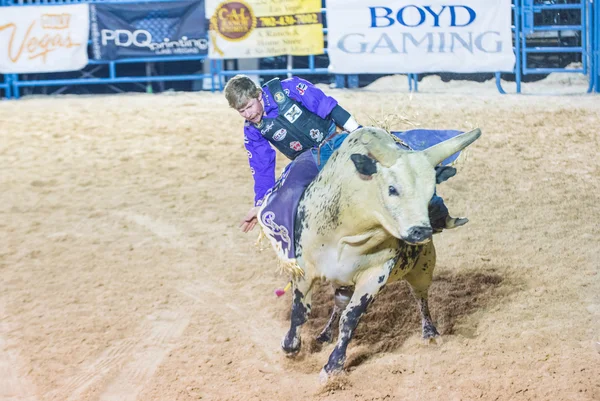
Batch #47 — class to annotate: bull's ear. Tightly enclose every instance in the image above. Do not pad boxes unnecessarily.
[351,154,377,176]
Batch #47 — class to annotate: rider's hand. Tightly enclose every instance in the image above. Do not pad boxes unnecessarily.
[239,206,260,233]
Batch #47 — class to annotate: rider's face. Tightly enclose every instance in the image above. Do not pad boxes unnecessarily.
[237,97,264,124]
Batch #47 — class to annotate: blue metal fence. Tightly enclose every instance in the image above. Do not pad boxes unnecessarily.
[0,0,8,99]
[11,56,217,98]
[0,74,11,99]
[590,2,600,93]
[2,0,216,99]
[496,0,596,93]
[1,0,598,99]
[0,1,415,99]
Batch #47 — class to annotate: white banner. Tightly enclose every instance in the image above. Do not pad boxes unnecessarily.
[327,0,515,74]
[0,4,90,73]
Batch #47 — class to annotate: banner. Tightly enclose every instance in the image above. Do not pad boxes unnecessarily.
[0,4,89,73]
[206,0,324,59]
[326,0,515,74]
[90,1,208,60]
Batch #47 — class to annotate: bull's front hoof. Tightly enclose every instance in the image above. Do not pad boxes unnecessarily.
[319,367,342,384]
[281,333,301,356]
[319,367,343,385]
[422,336,443,346]
[423,324,440,340]
[422,324,442,345]
[319,368,329,384]
[319,368,352,390]
[319,364,345,384]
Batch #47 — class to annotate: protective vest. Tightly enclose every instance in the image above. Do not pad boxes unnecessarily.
[254,78,333,160]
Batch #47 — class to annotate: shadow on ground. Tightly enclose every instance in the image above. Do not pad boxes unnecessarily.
[302,268,506,367]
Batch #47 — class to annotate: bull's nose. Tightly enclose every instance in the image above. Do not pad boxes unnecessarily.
[405,226,433,244]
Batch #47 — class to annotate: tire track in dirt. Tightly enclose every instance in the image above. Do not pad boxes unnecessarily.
[0,304,39,401]
[97,311,190,401]
[55,311,189,401]
[57,338,138,398]
[48,213,193,401]
[91,212,282,399]
[53,212,283,400]
[117,211,285,369]
[177,281,283,370]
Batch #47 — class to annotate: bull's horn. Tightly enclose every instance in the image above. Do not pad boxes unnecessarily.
[360,128,398,167]
[423,128,482,167]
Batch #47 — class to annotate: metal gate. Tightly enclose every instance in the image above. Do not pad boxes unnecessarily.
[1,0,598,98]
[496,0,596,93]
[594,0,600,91]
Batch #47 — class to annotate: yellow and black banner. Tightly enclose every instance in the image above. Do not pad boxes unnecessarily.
[207,0,324,59]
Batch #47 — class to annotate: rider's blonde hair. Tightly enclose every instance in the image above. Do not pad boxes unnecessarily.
[224,75,262,110]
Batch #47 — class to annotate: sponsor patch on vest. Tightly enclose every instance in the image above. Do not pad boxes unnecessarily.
[296,83,308,95]
[290,141,303,151]
[309,129,323,142]
[261,121,274,134]
[273,128,287,141]
[274,92,285,103]
[284,104,302,123]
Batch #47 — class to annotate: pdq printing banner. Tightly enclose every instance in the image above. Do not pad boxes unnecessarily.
[326,0,515,73]
[206,0,324,59]
[90,1,208,60]
[0,4,89,73]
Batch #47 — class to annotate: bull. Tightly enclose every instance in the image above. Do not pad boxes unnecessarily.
[259,126,481,380]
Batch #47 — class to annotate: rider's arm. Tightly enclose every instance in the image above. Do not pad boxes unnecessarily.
[283,77,337,119]
[283,77,359,131]
[244,125,276,206]
[330,105,360,131]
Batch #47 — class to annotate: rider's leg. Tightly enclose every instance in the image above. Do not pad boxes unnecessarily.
[258,151,319,259]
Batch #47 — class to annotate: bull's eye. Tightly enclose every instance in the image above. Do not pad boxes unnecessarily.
[388,186,399,196]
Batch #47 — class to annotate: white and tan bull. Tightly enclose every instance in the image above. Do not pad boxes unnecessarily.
[261,126,481,380]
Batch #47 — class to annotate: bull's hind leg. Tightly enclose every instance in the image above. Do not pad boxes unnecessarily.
[281,275,316,356]
[404,242,439,340]
[316,286,354,344]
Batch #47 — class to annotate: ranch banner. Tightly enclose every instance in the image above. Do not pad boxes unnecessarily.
[0,4,89,74]
[326,0,516,74]
[206,0,324,59]
[90,1,208,61]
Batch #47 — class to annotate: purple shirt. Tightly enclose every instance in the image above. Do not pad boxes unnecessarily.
[243,77,338,206]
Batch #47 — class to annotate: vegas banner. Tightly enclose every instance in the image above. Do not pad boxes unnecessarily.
[0,4,89,73]
[206,0,324,59]
[326,0,516,74]
[90,1,208,61]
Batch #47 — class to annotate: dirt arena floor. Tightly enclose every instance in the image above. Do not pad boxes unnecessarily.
[1,75,599,401]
